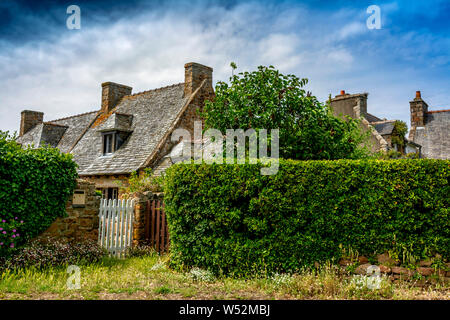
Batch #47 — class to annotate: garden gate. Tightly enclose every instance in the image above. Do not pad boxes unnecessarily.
[98,199,135,258]
[145,199,169,254]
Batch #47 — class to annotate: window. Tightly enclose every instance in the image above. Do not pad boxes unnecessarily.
[103,133,114,155]
[101,188,118,200]
[102,131,128,155]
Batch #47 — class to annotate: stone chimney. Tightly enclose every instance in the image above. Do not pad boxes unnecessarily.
[101,82,132,114]
[330,91,368,119]
[410,90,428,127]
[20,110,44,136]
[184,62,213,97]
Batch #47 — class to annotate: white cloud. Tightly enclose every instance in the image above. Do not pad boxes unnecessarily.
[0,1,448,134]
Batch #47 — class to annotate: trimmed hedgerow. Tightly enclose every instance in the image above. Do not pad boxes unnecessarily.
[0,132,78,256]
[164,159,449,276]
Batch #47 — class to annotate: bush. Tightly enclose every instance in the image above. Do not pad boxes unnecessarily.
[0,131,78,256]
[118,168,164,198]
[0,237,106,270]
[202,65,371,160]
[164,159,449,276]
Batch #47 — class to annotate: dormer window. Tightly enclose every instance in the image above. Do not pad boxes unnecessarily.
[102,131,128,155]
[103,133,114,155]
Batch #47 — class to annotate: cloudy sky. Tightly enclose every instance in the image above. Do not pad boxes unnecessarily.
[1,0,449,134]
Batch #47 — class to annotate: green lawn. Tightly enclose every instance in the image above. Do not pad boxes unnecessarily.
[0,254,448,300]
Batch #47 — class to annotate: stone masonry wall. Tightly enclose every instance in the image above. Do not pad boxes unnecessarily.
[339,253,450,286]
[40,179,100,241]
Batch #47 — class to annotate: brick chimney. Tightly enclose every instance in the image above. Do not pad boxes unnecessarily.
[184,62,213,97]
[20,110,44,136]
[101,82,132,114]
[410,90,428,127]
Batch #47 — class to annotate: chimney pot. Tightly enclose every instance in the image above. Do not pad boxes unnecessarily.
[340,90,346,95]
[416,91,421,99]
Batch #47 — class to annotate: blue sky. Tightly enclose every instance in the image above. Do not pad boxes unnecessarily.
[1,0,449,133]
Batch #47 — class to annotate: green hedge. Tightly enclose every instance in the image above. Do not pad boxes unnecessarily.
[164,159,449,276]
[0,134,78,256]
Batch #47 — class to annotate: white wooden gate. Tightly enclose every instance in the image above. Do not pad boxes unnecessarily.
[98,199,135,258]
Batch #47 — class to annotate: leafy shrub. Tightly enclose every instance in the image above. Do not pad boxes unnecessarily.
[0,131,78,256]
[0,237,106,270]
[165,159,449,276]
[118,168,164,198]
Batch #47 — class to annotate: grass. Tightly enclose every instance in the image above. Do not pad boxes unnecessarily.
[0,254,448,300]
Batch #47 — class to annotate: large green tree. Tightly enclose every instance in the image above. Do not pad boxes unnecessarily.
[203,65,370,160]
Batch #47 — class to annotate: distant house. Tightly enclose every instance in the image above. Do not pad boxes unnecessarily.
[16,62,214,199]
[330,90,421,156]
[408,91,450,160]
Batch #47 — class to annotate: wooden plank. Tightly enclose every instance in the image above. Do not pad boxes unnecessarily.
[161,203,165,253]
[145,200,150,241]
[119,199,126,257]
[156,200,160,253]
[105,199,112,252]
[128,199,134,250]
[151,200,156,248]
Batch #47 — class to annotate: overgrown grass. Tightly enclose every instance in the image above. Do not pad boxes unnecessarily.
[0,254,448,300]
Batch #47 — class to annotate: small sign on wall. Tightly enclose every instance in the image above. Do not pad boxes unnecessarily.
[73,190,86,208]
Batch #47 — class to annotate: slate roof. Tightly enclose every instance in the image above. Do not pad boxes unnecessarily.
[49,111,98,153]
[71,83,188,175]
[413,110,450,159]
[17,82,190,175]
[365,112,382,123]
[372,120,396,136]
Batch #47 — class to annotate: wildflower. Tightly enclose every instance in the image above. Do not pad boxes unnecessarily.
[12,235,15,238]
[1,220,5,223]
[10,243,14,248]
[0,228,2,231]
[13,229,16,233]
[0,242,3,246]
[20,221,24,224]
[2,231,6,234]
[15,217,18,220]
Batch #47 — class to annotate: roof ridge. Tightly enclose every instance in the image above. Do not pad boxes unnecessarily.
[370,120,396,124]
[43,122,68,128]
[124,82,184,98]
[427,109,450,114]
[49,110,98,123]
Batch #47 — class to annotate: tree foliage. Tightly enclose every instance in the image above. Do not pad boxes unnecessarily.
[203,65,371,160]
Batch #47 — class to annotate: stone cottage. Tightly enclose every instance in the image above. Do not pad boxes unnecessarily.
[330,90,422,155]
[17,62,214,199]
[408,91,450,159]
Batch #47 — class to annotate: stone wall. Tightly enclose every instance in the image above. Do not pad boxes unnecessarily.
[339,253,450,286]
[40,179,100,241]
